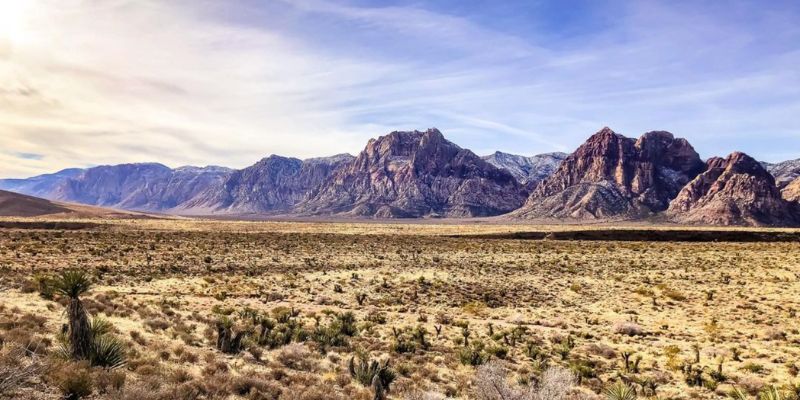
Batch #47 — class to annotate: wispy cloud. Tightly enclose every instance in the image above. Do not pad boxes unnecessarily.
[0,0,798,178]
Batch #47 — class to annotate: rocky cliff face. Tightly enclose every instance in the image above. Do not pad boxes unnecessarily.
[297,129,527,218]
[782,178,800,203]
[512,127,705,219]
[667,152,798,226]
[175,154,353,214]
[482,151,567,189]
[54,163,175,210]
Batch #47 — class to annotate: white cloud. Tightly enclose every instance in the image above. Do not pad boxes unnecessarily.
[1,0,799,178]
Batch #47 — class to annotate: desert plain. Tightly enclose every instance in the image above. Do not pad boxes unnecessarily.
[1,218,799,399]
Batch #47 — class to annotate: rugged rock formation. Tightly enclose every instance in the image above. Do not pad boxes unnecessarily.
[482,151,567,189]
[667,152,798,226]
[50,163,232,211]
[764,158,800,188]
[54,163,174,210]
[512,127,705,220]
[175,154,353,214]
[781,178,800,203]
[782,178,800,203]
[297,129,526,218]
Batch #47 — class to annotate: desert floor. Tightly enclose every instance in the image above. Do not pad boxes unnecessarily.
[1,218,799,399]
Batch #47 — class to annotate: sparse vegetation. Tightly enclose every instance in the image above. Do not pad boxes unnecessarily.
[0,219,799,399]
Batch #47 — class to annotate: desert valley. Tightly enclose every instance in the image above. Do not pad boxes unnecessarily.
[2,1,799,399]
[2,126,800,400]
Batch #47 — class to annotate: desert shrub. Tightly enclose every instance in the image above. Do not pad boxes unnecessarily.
[530,367,577,400]
[741,362,765,374]
[459,342,489,366]
[348,353,396,399]
[215,316,249,354]
[603,382,637,400]
[612,322,645,337]
[473,361,519,400]
[391,337,417,354]
[0,345,44,395]
[93,368,126,394]
[89,335,127,369]
[276,343,317,371]
[51,362,94,400]
[473,361,576,400]
[662,288,686,302]
[312,312,358,353]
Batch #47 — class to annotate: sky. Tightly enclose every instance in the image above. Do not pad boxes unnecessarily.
[1,0,799,178]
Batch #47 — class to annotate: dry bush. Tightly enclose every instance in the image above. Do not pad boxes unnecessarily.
[275,343,318,372]
[0,345,44,395]
[612,321,645,337]
[474,360,576,400]
[528,367,577,400]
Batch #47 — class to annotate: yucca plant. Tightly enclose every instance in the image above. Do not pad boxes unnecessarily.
[89,335,127,369]
[90,317,113,338]
[604,382,638,400]
[729,387,750,400]
[348,354,396,400]
[53,270,93,360]
[759,386,786,400]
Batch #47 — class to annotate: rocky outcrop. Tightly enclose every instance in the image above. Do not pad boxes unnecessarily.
[482,152,567,189]
[512,127,705,220]
[296,129,527,218]
[765,159,800,189]
[175,154,353,214]
[667,152,799,226]
[782,178,800,203]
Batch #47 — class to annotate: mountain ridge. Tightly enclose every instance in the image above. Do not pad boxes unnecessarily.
[2,127,798,226]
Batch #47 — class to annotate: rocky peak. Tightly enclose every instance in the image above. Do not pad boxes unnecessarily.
[667,152,798,226]
[296,128,526,218]
[514,127,704,220]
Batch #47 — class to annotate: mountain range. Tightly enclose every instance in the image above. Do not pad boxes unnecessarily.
[2,127,799,226]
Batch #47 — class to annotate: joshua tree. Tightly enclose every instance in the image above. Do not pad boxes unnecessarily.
[349,354,396,400]
[53,270,93,360]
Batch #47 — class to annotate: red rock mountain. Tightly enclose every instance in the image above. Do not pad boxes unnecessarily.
[667,152,799,226]
[512,127,705,220]
[296,129,527,218]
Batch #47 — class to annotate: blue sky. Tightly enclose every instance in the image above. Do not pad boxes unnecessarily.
[1,0,799,178]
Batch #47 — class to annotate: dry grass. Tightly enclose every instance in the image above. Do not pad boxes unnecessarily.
[0,218,799,399]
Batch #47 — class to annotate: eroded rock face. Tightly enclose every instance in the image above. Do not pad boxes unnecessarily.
[297,128,527,218]
[54,163,175,211]
[175,154,354,214]
[482,151,567,190]
[783,178,800,203]
[513,127,705,219]
[668,152,799,226]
